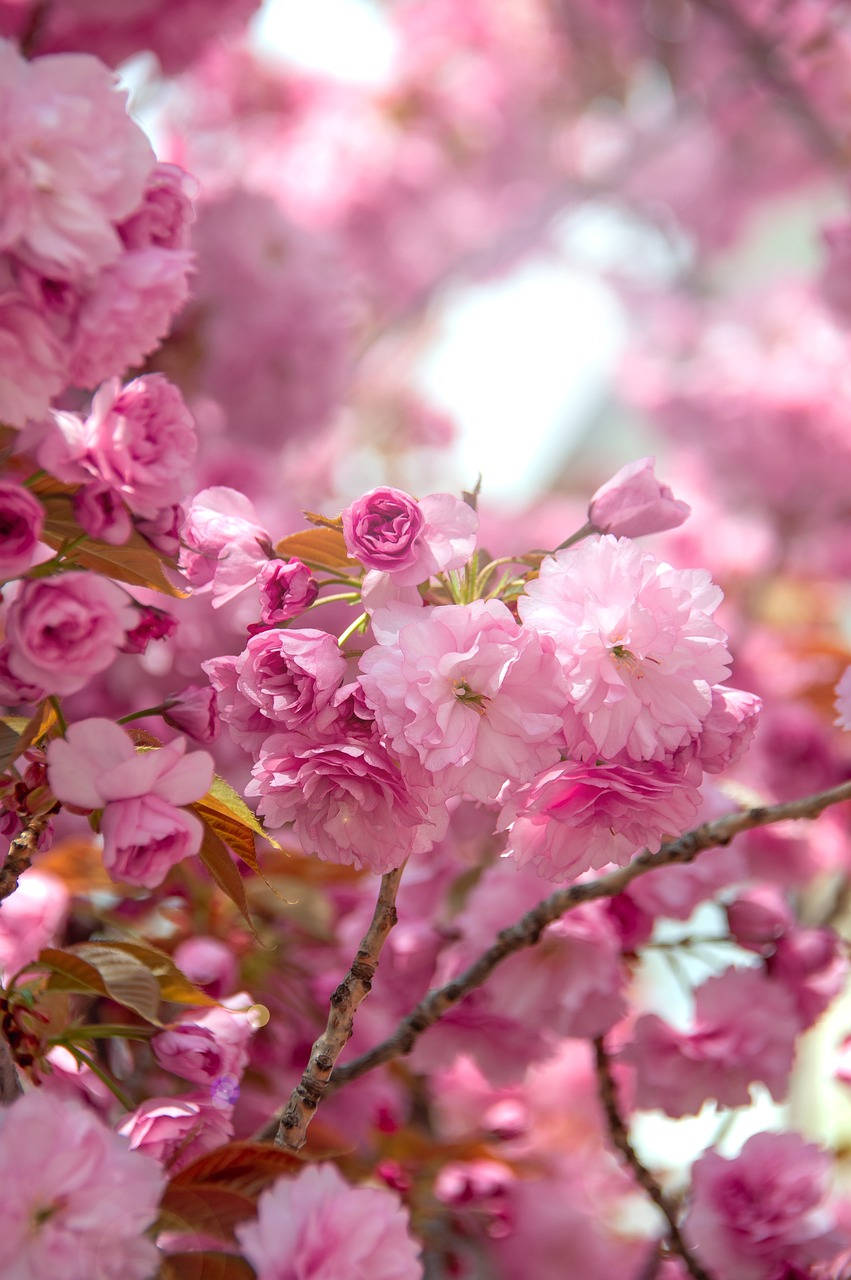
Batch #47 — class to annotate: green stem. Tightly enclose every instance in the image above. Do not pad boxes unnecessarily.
[117,704,172,725]
[338,611,369,647]
[552,521,595,553]
[307,592,361,608]
[54,1024,156,1043]
[64,1044,134,1110]
[48,697,67,735]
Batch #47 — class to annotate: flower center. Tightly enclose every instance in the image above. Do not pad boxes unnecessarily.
[453,679,490,716]
[609,643,644,678]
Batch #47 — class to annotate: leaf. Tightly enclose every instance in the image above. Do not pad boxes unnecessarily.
[40,494,186,597]
[40,943,163,1023]
[274,526,355,573]
[170,1141,303,1192]
[159,1184,257,1243]
[0,701,58,773]
[94,938,218,1007]
[197,826,255,930]
[158,1253,254,1280]
[0,721,22,775]
[193,776,280,876]
[207,776,280,847]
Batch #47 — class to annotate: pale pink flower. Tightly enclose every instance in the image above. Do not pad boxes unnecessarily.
[152,997,256,1093]
[685,1132,841,1280]
[0,286,70,426]
[247,731,442,872]
[499,758,701,882]
[358,600,567,803]
[5,573,135,695]
[519,536,731,761]
[118,1093,233,1174]
[163,684,219,743]
[257,558,318,624]
[0,479,43,576]
[626,967,799,1116]
[72,482,131,545]
[118,163,195,251]
[0,1090,163,1280]
[0,867,68,979]
[82,374,197,518]
[99,795,207,888]
[588,456,690,537]
[689,685,762,774]
[835,666,851,732]
[0,39,154,280]
[180,486,270,607]
[235,1163,422,1280]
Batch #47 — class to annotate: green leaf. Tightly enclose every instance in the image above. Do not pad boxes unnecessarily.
[39,943,163,1024]
[41,494,186,597]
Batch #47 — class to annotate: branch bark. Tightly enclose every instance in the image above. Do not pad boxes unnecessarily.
[330,778,851,1089]
[0,809,55,903]
[593,1036,714,1280]
[270,863,406,1149]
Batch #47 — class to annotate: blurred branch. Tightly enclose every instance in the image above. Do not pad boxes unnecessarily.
[692,0,849,169]
[268,863,406,1149]
[593,1035,714,1280]
[329,778,851,1088]
[0,809,55,902]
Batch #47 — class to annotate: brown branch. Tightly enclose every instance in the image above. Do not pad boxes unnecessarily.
[593,1036,714,1280]
[691,0,849,170]
[0,809,54,902]
[0,1040,22,1106]
[270,863,406,1149]
[330,778,851,1088]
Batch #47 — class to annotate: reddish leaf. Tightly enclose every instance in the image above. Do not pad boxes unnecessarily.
[159,1184,257,1243]
[197,826,255,929]
[274,526,354,573]
[41,494,185,597]
[171,1141,304,1191]
[97,939,218,1007]
[158,1254,254,1280]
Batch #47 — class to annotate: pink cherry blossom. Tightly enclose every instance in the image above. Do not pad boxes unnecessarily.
[766,927,847,1030]
[163,684,220,743]
[685,1132,841,1280]
[689,685,762,774]
[99,795,207,888]
[519,535,732,761]
[358,599,567,803]
[180,486,270,607]
[118,162,195,251]
[72,482,131,545]
[172,935,237,998]
[0,867,68,979]
[0,1090,163,1280]
[726,888,794,953]
[235,1163,422,1280]
[5,573,135,695]
[626,967,799,1116]
[588,456,691,537]
[499,757,701,882]
[0,479,43,576]
[120,603,177,655]
[0,285,70,426]
[118,1093,234,1174]
[257,558,319,624]
[342,486,426,572]
[152,997,256,1093]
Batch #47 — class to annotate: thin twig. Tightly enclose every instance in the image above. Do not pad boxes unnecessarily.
[0,809,55,902]
[593,1036,714,1280]
[269,863,406,1149]
[329,778,851,1088]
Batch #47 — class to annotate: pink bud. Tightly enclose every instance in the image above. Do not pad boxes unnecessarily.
[588,457,690,537]
[73,483,132,546]
[120,604,177,655]
[0,481,44,578]
[163,684,220,743]
[257,557,318,624]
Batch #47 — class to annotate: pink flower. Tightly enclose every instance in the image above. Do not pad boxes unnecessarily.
[519,536,731,762]
[120,603,177,655]
[5,573,135,695]
[180,486,270,607]
[0,39,154,280]
[152,998,256,1093]
[206,628,347,756]
[766,927,847,1030]
[77,374,198,518]
[626,967,799,1116]
[0,640,45,703]
[358,600,567,803]
[118,162,195,251]
[342,486,425,572]
[0,867,68,979]
[72,482,131,545]
[257,558,318,624]
[235,1163,422,1280]
[99,795,207,888]
[118,1093,234,1174]
[835,665,851,732]
[588,456,690,537]
[726,888,794,954]
[690,685,762,774]
[163,684,220,743]
[0,479,43,576]
[0,288,70,426]
[0,1090,163,1280]
[685,1132,841,1280]
[499,758,701,882]
[172,935,237,998]
[247,731,441,872]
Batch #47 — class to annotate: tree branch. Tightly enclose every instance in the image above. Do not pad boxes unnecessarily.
[0,809,55,902]
[270,863,406,1149]
[330,778,851,1088]
[593,1035,714,1280]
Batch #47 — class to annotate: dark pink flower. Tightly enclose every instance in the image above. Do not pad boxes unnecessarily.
[163,684,220,743]
[257,557,318,624]
[0,480,43,576]
[588,456,690,537]
[118,162,195,251]
[342,486,425,571]
[72,482,131,545]
[120,603,177,655]
[118,1093,234,1174]
[766,927,847,1030]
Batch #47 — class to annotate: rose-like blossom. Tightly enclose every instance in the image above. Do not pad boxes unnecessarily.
[0,867,68,979]
[0,1090,163,1280]
[152,996,257,1092]
[359,599,567,803]
[247,730,443,872]
[69,245,193,388]
[118,163,195,251]
[180,486,270,607]
[499,757,701,882]
[0,640,45,703]
[836,665,851,732]
[205,629,347,757]
[588,456,691,537]
[342,487,425,571]
[625,967,799,1117]
[519,536,731,762]
[79,374,197,518]
[766,927,847,1030]
[163,684,220,743]
[120,603,177,655]
[256,558,319,624]
[99,795,206,888]
[685,1132,841,1280]
[0,39,154,280]
[0,289,70,426]
[136,503,180,557]
[0,479,43,577]
[726,888,794,954]
[235,1163,422,1280]
[118,1093,234,1174]
[5,573,135,695]
[72,482,131,545]
[689,685,762,774]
